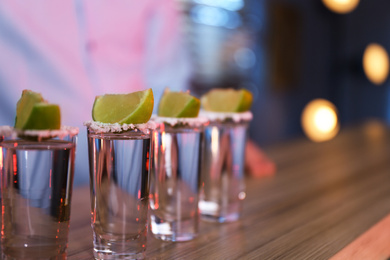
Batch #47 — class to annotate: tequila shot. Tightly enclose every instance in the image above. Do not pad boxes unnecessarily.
[199,111,252,222]
[0,127,10,250]
[0,126,78,259]
[149,117,207,242]
[86,121,155,259]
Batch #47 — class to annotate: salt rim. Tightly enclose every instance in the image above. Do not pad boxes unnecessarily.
[199,110,253,123]
[84,120,157,134]
[0,126,15,138]
[0,125,79,141]
[151,115,208,127]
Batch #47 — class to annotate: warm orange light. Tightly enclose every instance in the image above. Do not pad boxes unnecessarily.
[301,99,339,142]
[0,148,2,170]
[211,127,219,157]
[322,0,359,14]
[363,43,389,85]
[362,120,386,141]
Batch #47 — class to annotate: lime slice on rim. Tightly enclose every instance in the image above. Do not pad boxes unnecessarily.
[158,90,200,118]
[14,90,61,130]
[201,88,253,112]
[92,89,154,124]
[22,104,61,130]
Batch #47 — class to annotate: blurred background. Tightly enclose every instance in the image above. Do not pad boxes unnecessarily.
[1,0,389,185]
[176,0,390,146]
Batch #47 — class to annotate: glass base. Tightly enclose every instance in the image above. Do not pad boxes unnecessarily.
[153,233,197,242]
[93,236,146,260]
[199,200,241,223]
[201,212,240,223]
[150,215,198,242]
[93,250,145,260]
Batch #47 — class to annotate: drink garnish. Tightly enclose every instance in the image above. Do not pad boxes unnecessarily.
[92,89,154,124]
[201,88,253,112]
[15,90,61,130]
[157,89,200,118]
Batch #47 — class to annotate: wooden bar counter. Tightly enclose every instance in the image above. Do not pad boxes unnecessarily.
[67,121,390,259]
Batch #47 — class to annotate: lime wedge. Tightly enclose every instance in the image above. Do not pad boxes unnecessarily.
[92,89,154,124]
[158,90,200,118]
[14,90,61,130]
[201,88,253,112]
[15,90,44,129]
[22,103,61,130]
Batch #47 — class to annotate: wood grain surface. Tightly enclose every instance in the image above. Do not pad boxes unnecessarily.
[330,213,390,260]
[67,121,390,259]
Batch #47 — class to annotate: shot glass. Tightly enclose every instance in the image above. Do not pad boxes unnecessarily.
[149,117,207,242]
[198,111,252,223]
[85,121,155,259]
[0,126,79,259]
[0,127,8,250]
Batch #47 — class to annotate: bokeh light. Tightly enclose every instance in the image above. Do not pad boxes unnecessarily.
[191,4,242,29]
[301,99,339,142]
[194,0,244,12]
[363,43,389,85]
[322,0,360,14]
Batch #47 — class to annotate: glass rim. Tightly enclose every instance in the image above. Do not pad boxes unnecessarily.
[199,110,253,123]
[151,115,208,128]
[0,125,79,141]
[205,120,250,127]
[84,120,156,135]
